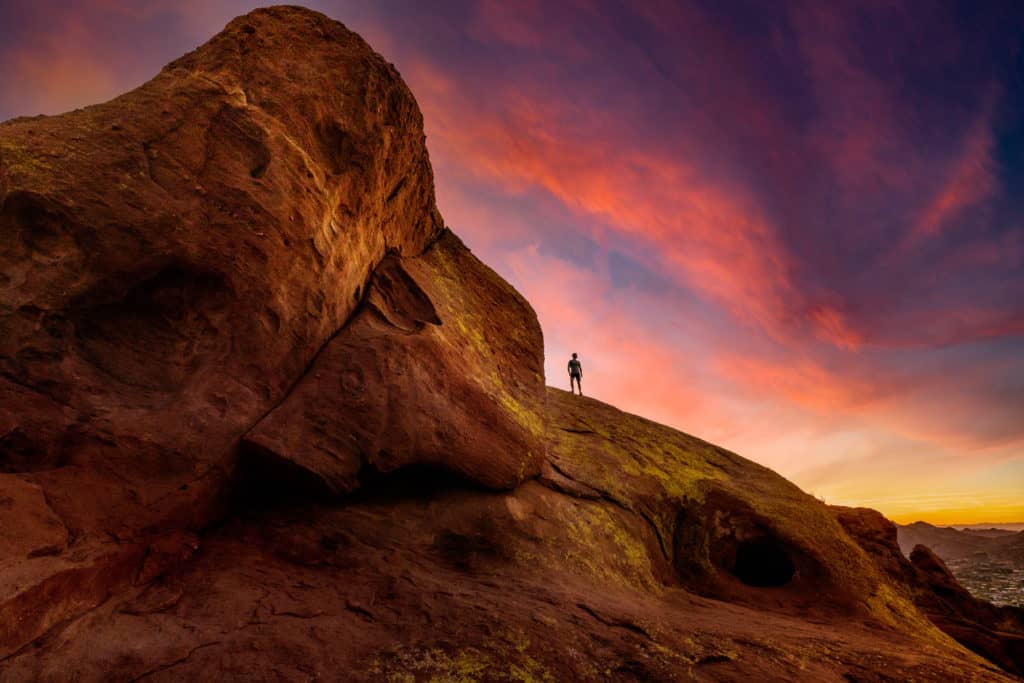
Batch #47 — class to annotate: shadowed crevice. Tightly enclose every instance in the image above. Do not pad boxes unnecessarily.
[732,536,796,587]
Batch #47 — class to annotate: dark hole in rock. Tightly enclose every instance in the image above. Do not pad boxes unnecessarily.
[233,442,484,512]
[316,119,367,176]
[250,159,269,178]
[232,439,338,509]
[732,536,795,587]
[321,122,345,160]
[2,191,76,260]
[351,462,489,505]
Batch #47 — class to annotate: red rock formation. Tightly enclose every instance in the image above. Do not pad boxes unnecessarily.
[835,506,1024,677]
[0,5,446,656]
[1,6,1021,681]
[3,391,1016,682]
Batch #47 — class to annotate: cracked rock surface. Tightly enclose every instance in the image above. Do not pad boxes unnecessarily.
[1,6,1022,682]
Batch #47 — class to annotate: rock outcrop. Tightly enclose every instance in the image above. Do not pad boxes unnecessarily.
[0,5,533,659]
[1,6,1021,681]
[835,506,1024,677]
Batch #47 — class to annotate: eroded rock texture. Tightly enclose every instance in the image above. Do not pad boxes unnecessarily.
[244,229,545,496]
[1,6,1022,682]
[0,5,452,657]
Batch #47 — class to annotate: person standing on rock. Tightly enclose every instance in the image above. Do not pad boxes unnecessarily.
[568,353,583,396]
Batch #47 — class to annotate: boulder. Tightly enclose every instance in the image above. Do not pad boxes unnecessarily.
[0,4,444,655]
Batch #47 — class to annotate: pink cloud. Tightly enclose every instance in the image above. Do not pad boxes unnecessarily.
[407,62,810,346]
[912,117,998,240]
[2,24,123,116]
[503,246,726,433]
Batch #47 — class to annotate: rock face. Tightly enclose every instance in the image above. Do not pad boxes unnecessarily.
[0,6,440,524]
[244,229,545,496]
[0,6,1021,681]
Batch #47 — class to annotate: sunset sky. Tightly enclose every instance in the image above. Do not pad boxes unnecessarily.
[2,1,1022,525]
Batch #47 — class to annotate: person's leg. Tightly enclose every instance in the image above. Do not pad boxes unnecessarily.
[570,376,575,394]
[577,377,583,396]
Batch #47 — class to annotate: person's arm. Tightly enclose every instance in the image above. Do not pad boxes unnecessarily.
[579,363,583,378]
[567,361,572,375]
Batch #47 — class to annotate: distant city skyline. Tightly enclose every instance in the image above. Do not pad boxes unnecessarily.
[2,0,1022,524]
[951,523,1024,531]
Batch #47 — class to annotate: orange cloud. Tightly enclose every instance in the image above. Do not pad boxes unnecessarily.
[807,306,865,350]
[715,352,883,415]
[715,343,1024,458]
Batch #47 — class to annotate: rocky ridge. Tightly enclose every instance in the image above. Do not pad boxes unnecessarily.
[899,522,1024,565]
[1,6,1022,681]
[835,507,1024,676]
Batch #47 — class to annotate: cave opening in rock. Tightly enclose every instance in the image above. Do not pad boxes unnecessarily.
[232,439,339,509]
[232,443,485,512]
[351,462,489,504]
[732,536,796,587]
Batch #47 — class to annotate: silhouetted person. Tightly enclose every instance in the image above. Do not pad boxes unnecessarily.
[568,353,583,395]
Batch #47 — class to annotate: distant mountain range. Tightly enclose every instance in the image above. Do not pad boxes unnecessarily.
[899,522,1024,562]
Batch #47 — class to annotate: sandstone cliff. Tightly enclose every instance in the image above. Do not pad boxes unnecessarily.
[0,6,1021,681]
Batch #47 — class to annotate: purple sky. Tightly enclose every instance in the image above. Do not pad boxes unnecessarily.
[2,1,1022,523]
